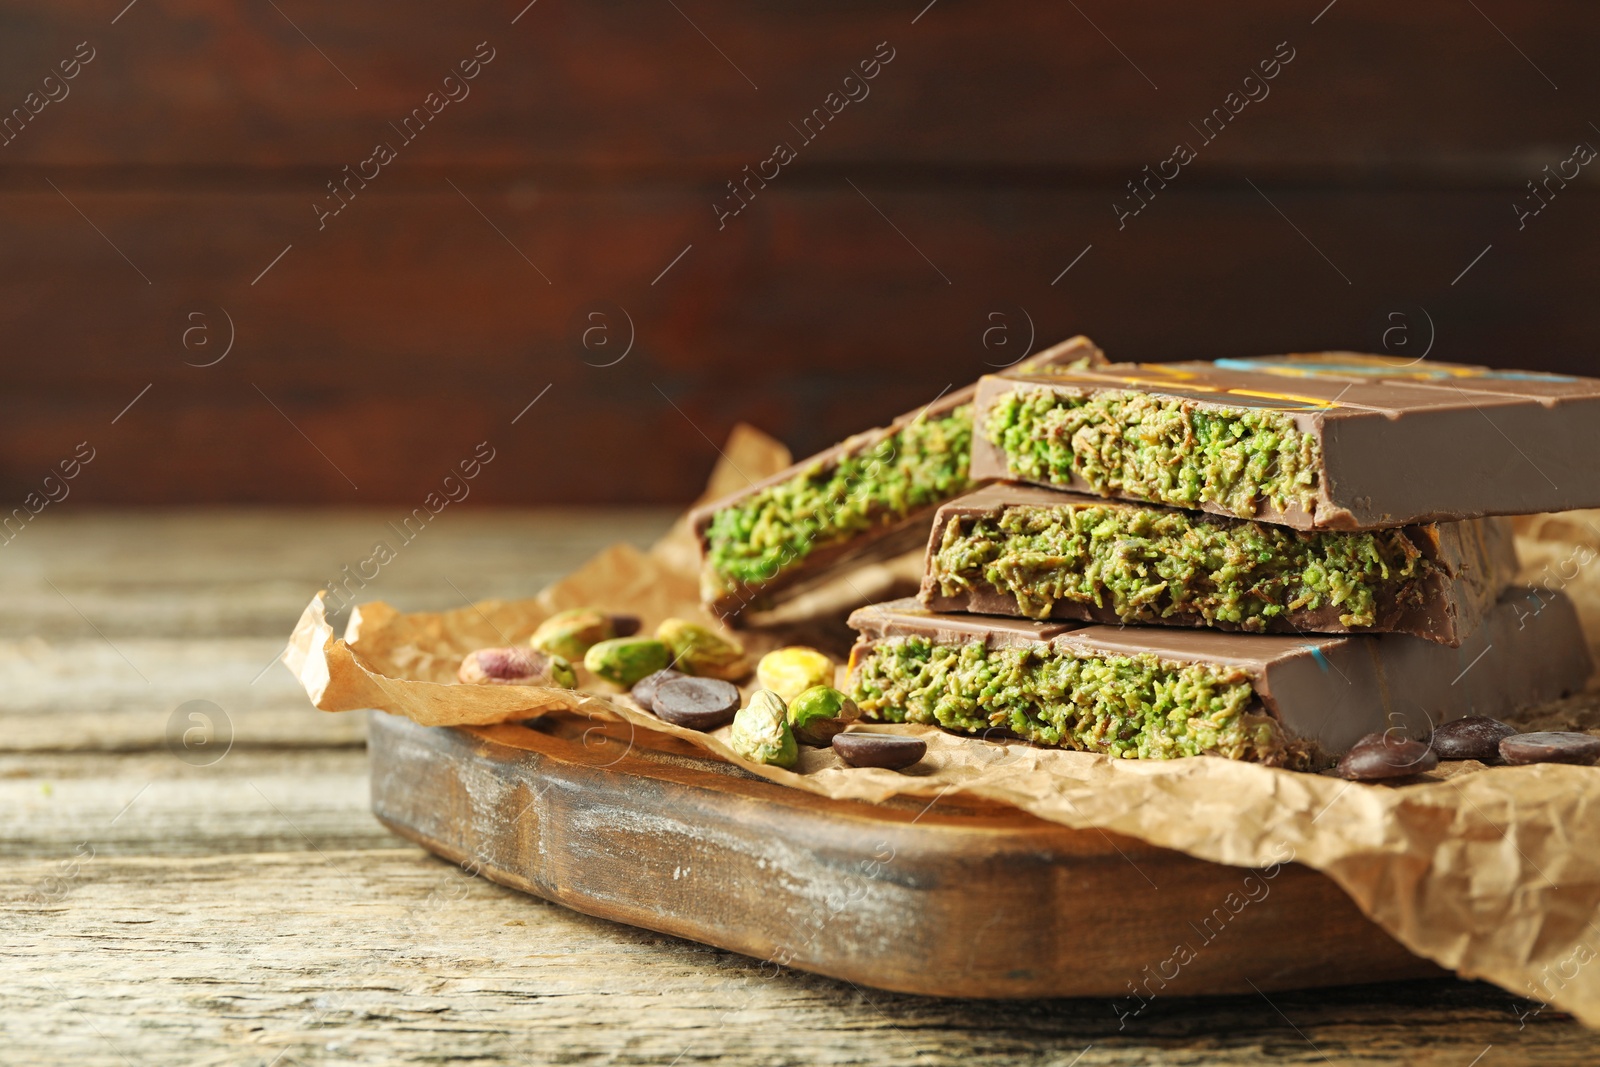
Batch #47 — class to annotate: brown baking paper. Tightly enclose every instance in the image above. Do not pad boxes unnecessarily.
[285,425,1600,1025]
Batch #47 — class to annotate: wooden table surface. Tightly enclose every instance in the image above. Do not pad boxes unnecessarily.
[6,510,1598,1066]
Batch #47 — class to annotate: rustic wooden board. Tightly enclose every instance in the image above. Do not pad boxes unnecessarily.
[370,709,1444,1000]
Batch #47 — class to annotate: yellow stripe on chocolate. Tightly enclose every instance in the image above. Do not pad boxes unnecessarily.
[1085,373,1224,394]
[1125,365,1201,379]
[1226,388,1340,408]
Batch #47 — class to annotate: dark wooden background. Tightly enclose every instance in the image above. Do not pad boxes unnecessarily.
[3,0,1598,505]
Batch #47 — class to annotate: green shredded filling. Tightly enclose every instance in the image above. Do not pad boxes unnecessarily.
[932,504,1430,629]
[705,406,974,592]
[850,636,1285,762]
[985,387,1322,519]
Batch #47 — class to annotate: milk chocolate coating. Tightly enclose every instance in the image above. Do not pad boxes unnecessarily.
[690,337,1107,625]
[846,588,1592,762]
[918,483,1519,646]
[968,353,1600,530]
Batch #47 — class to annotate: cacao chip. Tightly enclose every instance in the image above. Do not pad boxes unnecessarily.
[1428,716,1516,761]
[832,732,926,771]
[1334,735,1438,781]
[653,676,741,730]
[630,669,685,712]
[1499,731,1600,767]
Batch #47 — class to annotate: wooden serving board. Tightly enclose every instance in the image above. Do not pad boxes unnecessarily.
[369,710,1444,999]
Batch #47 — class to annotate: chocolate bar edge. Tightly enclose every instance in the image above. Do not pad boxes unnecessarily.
[916,483,1520,646]
[969,363,1600,530]
[846,590,1594,762]
[691,337,1107,623]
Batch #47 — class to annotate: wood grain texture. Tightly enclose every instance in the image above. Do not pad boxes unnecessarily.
[0,509,677,638]
[370,710,1443,999]
[2,0,1597,171]
[5,512,1600,1058]
[0,509,674,751]
[3,184,1597,505]
[0,750,384,859]
[4,847,1579,1067]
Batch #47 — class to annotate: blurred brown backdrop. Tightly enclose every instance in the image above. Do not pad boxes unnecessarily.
[2,0,1597,506]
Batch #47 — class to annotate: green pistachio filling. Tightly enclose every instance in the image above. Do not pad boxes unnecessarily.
[851,636,1285,762]
[705,406,974,592]
[932,505,1430,629]
[985,388,1322,519]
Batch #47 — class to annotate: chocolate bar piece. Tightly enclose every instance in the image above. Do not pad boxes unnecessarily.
[845,591,1592,768]
[969,352,1600,530]
[920,483,1519,646]
[691,337,1107,624]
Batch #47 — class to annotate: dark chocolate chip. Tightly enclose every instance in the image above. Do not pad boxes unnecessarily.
[652,676,740,730]
[832,732,927,771]
[609,614,643,638]
[629,668,685,712]
[1498,731,1600,767]
[1334,735,1438,781]
[1428,716,1517,761]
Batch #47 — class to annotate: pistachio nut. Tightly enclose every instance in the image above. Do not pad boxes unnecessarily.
[655,618,750,681]
[583,636,672,688]
[786,685,861,746]
[458,647,577,689]
[729,689,799,769]
[530,608,617,661]
[756,646,835,703]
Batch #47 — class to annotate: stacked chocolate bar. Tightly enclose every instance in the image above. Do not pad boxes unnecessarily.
[840,352,1599,768]
[690,336,1108,622]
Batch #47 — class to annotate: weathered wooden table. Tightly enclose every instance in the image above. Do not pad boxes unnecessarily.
[6,511,1597,1065]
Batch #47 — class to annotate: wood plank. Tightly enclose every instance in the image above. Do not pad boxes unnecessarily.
[1,1,1595,172]
[0,750,384,859]
[0,748,365,781]
[2,847,1591,1066]
[1,185,1594,504]
[0,510,672,750]
[0,510,676,637]
[0,636,365,751]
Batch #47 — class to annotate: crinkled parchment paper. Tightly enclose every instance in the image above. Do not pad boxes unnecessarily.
[286,424,1600,1025]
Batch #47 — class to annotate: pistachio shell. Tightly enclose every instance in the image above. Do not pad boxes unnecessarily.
[786,685,861,745]
[583,637,672,688]
[531,608,616,661]
[655,618,750,681]
[458,647,577,689]
[548,656,578,689]
[756,646,836,703]
[729,689,799,769]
